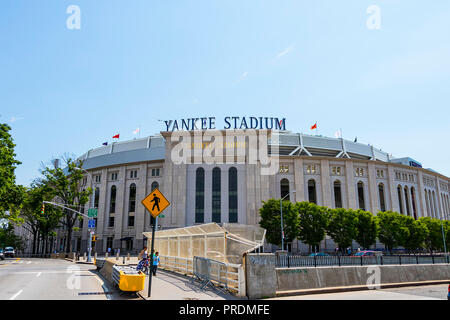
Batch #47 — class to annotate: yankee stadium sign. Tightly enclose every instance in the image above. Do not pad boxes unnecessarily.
[164,116,286,132]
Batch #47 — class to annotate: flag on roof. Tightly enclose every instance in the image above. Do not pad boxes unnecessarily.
[102,142,108,146]
[113,134,120,139]
[310,122,317,130]
[133,127,140,135]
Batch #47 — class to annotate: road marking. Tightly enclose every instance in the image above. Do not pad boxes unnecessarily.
[94,275,113,300]
[36,272,41,277]
[27,261,31,264]
[9,290,23,300]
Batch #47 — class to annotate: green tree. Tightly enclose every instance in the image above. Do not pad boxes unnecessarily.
[326,208,358,253]
[397,215,428,252]
[0,223,25,251]
[40,158,91,253]
[376,211,405,253]
[259,198,299,247]
[0,123,23,222]
[419,217,444,254]
[354,209,378,250]
[295,202,329,253]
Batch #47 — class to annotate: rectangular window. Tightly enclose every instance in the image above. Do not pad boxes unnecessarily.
[108,216,114,228]
[106,237,113,250]
[128,215,135,227]
[332,166,342,175]
[306,165,317,174]
[111,173,118,181]
[355,168,364,177]
[279,165,289,173]
[94,175,101,183]
[151,168,161,177]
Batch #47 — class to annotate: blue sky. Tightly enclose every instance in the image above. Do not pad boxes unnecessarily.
[1,0,449,186]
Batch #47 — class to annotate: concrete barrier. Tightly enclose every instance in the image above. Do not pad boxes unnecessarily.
[245,254,277,299]
[276,264,450,293]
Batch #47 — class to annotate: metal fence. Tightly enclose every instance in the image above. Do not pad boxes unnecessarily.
[276,254,450,268]
[191,256,245,297]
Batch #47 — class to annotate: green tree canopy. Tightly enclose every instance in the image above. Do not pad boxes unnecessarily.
[295,201,329,253]
[397,215,428,252]
[376,211,406,252]
[419,217,446,253]
[0,123,23,222]
[259,198,299,247]
[326,208,358,251]
[354,209,378,249]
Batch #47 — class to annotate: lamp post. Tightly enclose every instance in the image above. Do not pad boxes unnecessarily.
[280,190,296,251]
[74,167,95,262]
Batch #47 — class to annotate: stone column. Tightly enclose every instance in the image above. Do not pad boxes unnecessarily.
[345,161,357,209]
[367,163,378,214]
[294,158,305,202]
[320,160,332,208]
[416,171,427,217]
[387,165,399,212]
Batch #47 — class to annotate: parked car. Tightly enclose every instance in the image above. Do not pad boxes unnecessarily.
[447,284,450,300]
[4,247,15,258]
[352,250,382,257]
[309,252,330,257]
[0,249,4,260]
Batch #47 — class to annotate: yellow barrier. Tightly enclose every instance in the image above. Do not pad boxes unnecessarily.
[118,270,145,292]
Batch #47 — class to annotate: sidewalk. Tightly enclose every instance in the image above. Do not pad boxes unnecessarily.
[138,269,243,300]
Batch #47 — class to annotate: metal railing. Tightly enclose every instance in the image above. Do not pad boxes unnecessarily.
[276,254,450,268]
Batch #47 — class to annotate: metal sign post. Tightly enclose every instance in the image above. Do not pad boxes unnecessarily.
[141,188,170,298]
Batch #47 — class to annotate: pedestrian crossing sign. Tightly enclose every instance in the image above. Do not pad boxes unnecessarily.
[141,188,170,218]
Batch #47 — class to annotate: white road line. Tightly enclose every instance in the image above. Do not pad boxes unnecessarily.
[19,261,23,264]
[36,272,41,277]
[94,275,112,300]
[27,261,31,264]
[9,290,23,300]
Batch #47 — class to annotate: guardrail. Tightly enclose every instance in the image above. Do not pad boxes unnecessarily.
[276,254,450,268]
[157,255,245,297]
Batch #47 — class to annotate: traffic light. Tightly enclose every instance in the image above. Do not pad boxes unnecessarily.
[92,235,96,242]
[41,204,45,215]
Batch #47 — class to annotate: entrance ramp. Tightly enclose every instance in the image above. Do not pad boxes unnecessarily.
[143,223,266,264]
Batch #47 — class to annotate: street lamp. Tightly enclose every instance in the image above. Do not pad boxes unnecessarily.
[280,190,296,251]
[74,167,95,263]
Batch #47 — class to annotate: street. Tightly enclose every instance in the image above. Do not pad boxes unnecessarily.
[0,258,138,300]
[270,284,449,300]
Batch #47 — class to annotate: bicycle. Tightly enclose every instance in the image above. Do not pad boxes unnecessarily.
[136,258,149,275]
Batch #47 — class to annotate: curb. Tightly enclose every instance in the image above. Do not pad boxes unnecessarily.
[275,280,450,297]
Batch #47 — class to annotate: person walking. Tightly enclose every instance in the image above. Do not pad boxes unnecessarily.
[152,251,160,276]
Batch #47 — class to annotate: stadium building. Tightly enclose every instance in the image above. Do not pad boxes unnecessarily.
[52,127,449,254]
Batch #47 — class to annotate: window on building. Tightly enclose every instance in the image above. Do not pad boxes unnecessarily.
[94,187,100,208]
[151,168,160,177]
[308,179,317,204]
[334,180,342,208]
[129,170,138,179]
[212,167,221,223]
[332,166,342,175]
[111,173,118,181]
[106,237,113,251]
[411,187,417,220]
[151,181,159,191]
[229,167,238,223]
[404,187,411,216]
[377,170,384,178]
[195,168,205,223]
[306,165,317,174]
[279,165,289,173]
[129,183,136,212]
[397,185,404,214]
[378,183,386,212]
[110,186,116,213]
[355,168,364,177]
[357,181,365,210]
[128,215,135,227]
[108,216,114,228]
[280,178,290,201]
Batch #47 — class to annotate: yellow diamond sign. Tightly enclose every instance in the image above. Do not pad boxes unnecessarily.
[141,188,170,218]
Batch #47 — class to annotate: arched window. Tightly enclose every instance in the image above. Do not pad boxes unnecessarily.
[110,186,116,213]
[404,186,411,216]
[308,179,316,204]
[411,187,417,219]
[151,181,159,191]
[195,168,205,223]
[94,187,100,208]
[280,178,290,201]
[397,185,404,214]
[378,183,386,212]
[357,181,365,210]
[212,167,221,223]
[129,183,136,212]
[425,189,430,217]
[229,167,238,223]
[432,191,438,218]
[334,180,342,208]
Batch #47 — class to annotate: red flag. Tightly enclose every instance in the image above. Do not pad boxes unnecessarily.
[310,123,317,130]
[113,134,120,139]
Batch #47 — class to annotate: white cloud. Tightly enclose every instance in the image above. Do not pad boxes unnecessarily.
[276,43,295,59]
[8,116,24,123]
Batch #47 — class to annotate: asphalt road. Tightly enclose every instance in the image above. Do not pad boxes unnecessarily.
[0,258,139,300]
[270,284,449,300]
